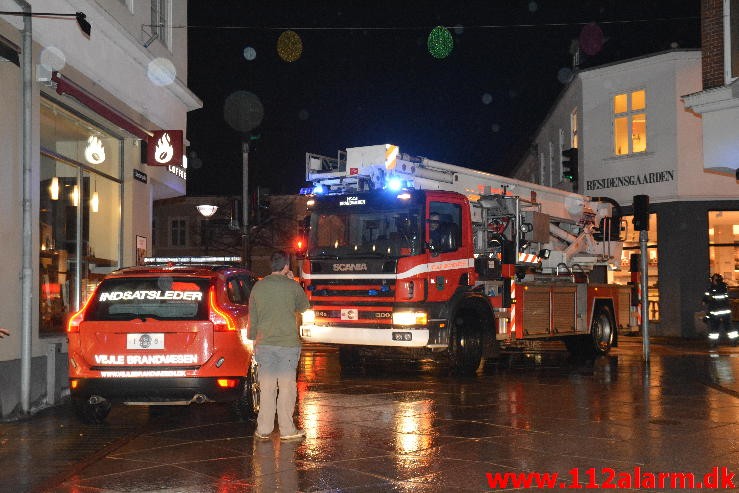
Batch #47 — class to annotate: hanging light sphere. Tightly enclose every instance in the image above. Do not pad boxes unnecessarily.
[427,26,453,59]
[277,30,303,62]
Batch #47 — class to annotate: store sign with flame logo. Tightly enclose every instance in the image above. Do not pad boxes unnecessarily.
[84,136,106,165]
[147,130,183,167]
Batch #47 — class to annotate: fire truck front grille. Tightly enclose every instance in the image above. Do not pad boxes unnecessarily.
[309,279,395,299]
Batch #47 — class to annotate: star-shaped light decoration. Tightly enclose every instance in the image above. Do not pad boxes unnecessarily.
[427,26,453,59]
[277,30,303,62]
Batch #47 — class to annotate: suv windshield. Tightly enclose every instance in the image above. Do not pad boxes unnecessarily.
[308,208,421,258]
[85,277,211,321]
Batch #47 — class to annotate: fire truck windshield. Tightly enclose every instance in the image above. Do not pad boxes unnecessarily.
[308,208,422,258]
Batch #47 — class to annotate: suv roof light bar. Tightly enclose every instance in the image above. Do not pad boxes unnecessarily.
[143,256,242,265]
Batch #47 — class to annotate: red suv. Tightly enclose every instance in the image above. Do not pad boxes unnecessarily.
[67,261,259,423]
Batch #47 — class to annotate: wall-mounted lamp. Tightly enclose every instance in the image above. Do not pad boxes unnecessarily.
[49,177,59,200]
[0,10,91,37]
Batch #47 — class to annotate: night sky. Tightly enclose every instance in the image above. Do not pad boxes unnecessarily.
[185,1,700,197]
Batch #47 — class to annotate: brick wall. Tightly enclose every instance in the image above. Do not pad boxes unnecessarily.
[702,0,725,88]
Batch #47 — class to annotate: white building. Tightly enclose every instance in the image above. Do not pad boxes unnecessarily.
[683,0,739,179]
[0,1,200,418]
[512,49,739,338]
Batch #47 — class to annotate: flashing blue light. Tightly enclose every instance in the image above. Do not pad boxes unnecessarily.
[387,177,402,191]
[380,285,390,292]
[368,289,379,296]
[313,184,325,195]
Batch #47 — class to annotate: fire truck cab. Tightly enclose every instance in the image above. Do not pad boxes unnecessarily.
[298,145,632,374]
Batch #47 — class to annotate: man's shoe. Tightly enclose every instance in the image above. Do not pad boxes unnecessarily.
[254,431,271,440]
[280,429,306,440]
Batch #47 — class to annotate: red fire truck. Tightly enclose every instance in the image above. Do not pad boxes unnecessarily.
[298,145,633,374]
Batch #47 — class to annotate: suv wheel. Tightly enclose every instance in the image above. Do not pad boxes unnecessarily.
[233,361,259,419]
[72,397,111,424]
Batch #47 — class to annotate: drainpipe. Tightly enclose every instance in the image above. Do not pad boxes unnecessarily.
[14,0,32,415]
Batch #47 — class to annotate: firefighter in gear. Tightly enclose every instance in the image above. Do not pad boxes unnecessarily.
[703,274,737,345]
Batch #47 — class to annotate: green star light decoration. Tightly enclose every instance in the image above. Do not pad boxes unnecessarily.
[427,26,453,59]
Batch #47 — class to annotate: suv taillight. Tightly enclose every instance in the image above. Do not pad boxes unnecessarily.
[67,295,94,333]
[209,287,236,331]
[67,310,84,333]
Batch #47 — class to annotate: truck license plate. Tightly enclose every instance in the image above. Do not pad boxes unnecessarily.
[392,332,412,341]
[127,333,164,350]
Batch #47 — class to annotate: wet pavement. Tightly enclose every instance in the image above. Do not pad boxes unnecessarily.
[1,337,738,492]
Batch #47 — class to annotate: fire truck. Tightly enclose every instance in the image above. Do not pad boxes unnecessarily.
[298,144,633,374]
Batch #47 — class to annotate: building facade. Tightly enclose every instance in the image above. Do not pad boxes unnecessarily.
[0,1,201,419]
[152,194,309,276]
[684,0,739,178]
[512,50,738,338]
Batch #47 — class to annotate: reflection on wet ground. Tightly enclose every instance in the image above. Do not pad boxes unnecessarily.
[1,337,737,492]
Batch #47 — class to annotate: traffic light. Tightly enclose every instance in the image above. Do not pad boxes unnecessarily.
[561,148,579,184]
[255,186,271,224]
[632,194,649,231]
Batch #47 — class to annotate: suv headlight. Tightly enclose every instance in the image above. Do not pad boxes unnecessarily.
[392,311,427,326]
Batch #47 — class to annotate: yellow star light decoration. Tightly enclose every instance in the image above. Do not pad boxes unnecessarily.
[277,30,303,62]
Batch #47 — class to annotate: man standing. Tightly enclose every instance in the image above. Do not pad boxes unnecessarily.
[703,273,735,345]
[248,250,310,440]
[428,212,443,249]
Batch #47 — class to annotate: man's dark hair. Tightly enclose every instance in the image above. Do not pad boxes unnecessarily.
[270,250,289,272]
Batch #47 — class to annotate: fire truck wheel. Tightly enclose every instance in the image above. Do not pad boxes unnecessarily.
[590,305,615,355]
[72,397,111,424]
[234,361,259,419]
[448,303,485,376]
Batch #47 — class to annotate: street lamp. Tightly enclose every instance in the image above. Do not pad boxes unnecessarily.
[5,1,91,416]
[196,204,218,254]
[0,10,91,37]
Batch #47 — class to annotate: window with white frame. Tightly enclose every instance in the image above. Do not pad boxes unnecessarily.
[558,128,565,183]
[729,0,739,81]
[570,108,578,148]
[613,89,646,155]
[548,141,554,186]
[539,152,545,185]
[151,0,169,47]
[170,218,187,247]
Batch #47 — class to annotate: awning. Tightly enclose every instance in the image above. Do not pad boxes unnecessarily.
[51,71,152,140]
[0,34,19,66]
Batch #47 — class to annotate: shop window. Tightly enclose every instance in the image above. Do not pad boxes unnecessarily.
[613,89,647,155]
[40,97,122,335]
[614,213,659,322]
[708,211,739,321]
[708,211,738,286]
